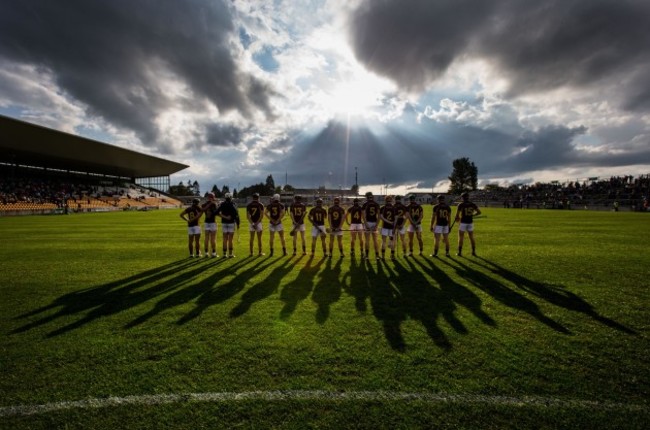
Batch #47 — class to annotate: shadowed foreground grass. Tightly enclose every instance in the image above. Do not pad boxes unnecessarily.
[1,208,648,429]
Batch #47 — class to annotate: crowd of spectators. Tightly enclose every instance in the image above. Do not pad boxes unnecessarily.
[475,174,649,211]
[0,167,167,209]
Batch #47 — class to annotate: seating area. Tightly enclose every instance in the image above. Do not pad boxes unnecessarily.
[472,174,650,211]
[0,167,182,215]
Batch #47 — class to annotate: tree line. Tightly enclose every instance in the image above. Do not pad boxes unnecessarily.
[169,158,478,197]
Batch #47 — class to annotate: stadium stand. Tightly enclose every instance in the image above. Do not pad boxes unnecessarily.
[0,115,186,216]
[471,175,650,211]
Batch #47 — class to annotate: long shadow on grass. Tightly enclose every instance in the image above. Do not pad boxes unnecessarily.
[441,257,571,333]
[311,257,343,324]
[365,261,407,352]
[341,255,369,313]
[279,255,323,320]
[12,258,219,337]
[229,256,296,318]
[470,257,637,334]
[176,256,278,325]
[408,257,496,332]
[126,256,260,327]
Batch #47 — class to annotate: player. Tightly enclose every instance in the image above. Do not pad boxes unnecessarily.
[346,198,364,256]
[246,193,265,256]
[180,198,203,257]
[406,195,424,255]
[265,193,287,256]
[308,198,328,256]
[430,194,452,257]
[393,195,408,256]
[455,192,482,256]
[361,191,381,259]
[288,195,307,255]
[327,197,346,257]
[201,193,219,257]
[216,193,239,258]
[379,195,397,260]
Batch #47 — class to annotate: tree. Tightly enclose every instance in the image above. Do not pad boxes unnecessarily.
[211,184,221,197]
[221,185,230,195]
[448,157,478,194]
[169,181,195,196]
[265,175,275,193]
[192,180,200,196]
[283,184,295,192]
[350,184,359,195]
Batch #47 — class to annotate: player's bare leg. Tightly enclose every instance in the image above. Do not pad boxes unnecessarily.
[467,231,476,256]
[457,231,465,256]
[279,231,287,256]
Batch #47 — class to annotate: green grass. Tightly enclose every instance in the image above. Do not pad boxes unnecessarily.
[1,208,648,429]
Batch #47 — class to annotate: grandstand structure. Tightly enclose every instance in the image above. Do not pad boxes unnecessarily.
[0,115,188,215]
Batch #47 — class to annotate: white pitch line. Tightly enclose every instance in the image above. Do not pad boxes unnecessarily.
[1,390,647,418]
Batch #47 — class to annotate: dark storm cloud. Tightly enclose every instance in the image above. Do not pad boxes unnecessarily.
[205,123,245,147]
[348,0,492,91]
[262,116,650,189]
[0,0,274,146]
[348,0,650,111]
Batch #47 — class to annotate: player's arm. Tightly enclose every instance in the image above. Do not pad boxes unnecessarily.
[474,204,482,216]
[379,207,389,224]
[217,204,231,221]
[430,208,436,231]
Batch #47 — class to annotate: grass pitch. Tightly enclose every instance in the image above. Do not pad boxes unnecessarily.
[0,207,648,429]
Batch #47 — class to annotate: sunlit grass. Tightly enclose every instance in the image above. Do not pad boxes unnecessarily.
[1,208,648,428]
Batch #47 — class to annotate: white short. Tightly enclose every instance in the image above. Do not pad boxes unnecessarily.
[394,225,406,235]
[312,225,327,237]
[249,222,263,233]
[408,224,422,233]
[269,223,284,232]
[434,225,450,235]
[204,222,217,232]
[222,223,236,233]
[458,222,474,232]
[381,228,394,237]
[364,222,378,233]
[187,226,201,235]
[290,224,306,233]
[329,228,343,237]
[349,223,365,232]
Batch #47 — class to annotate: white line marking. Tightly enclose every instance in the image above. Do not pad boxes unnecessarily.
[1,390,647,418]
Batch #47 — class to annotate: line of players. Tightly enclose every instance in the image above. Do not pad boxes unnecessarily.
[181,191,481,259]
[245,191,481,259]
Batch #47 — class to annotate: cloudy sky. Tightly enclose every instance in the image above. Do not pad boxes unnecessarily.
[1,0,650,194]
